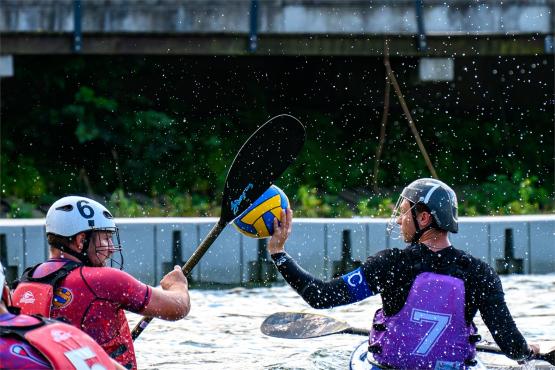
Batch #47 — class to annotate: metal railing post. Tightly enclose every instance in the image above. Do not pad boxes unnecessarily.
[73,0,82,53]
[248,0,259,52]
[415,0,427,52]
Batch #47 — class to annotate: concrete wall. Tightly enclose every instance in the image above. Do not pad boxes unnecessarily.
[1,0,552,34]
[0,215,553,286]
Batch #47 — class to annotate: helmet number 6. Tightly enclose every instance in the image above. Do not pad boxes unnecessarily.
[77,201,95,219]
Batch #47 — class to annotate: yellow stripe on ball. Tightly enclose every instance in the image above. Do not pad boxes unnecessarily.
[253,218,270,237]
[239,194,281,224]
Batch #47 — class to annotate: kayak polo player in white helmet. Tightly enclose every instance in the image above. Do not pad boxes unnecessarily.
[11,195,191,369]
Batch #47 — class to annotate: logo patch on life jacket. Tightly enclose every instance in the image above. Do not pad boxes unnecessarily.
[52,287,73,309]
[19,291,36,304]
[50,328,72,342]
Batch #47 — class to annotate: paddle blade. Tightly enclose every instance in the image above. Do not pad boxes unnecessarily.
[261,312,352,339]
[221,114,305,223]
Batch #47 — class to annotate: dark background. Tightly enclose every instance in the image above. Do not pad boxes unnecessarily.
[1,54,553,217]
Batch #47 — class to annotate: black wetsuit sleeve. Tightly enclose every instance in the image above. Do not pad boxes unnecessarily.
[270,252,353,309]
[477,264,532,361]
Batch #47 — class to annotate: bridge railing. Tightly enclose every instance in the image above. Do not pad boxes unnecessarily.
[1,0,552,35]
[1,215,553,287]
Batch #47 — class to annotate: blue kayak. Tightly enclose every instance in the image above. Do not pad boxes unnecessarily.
[349,340,488,370]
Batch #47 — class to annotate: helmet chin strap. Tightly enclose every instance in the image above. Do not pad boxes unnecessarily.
[410,206,433,244]
[53,231,94,266]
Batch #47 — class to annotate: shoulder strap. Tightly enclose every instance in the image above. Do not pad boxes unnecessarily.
[18,261,82,287]
[0,314,47,338]
[446,248,472,278]
[409,244,428,274]
[410,245,471,279]
[10,264,40,289]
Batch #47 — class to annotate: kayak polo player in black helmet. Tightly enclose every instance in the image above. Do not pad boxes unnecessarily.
[266,178,539,369]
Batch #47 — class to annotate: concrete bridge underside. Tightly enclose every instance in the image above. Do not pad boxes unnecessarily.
[1,0,553,56]
[2,32,549,56]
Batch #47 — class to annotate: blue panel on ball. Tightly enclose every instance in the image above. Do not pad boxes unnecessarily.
[233,219,257,236]
[262,211,277,235]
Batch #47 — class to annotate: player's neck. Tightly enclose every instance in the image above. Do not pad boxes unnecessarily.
[419,230,450,251]
[50,248,82,263]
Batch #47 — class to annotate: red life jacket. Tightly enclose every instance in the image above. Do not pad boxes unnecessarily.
[0,313,116,370]
[12,261,142,369]
[12,261,81,316]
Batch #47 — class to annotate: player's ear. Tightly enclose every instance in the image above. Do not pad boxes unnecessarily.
[75,232,87,251]
[419,210,433,227]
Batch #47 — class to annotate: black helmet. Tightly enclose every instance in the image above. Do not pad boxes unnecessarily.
[400,178,458,233]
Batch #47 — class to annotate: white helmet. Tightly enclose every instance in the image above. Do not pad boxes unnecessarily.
[46,196,116,236]
[46,196,123,269]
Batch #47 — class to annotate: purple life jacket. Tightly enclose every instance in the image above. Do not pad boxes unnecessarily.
[369,272,477,369]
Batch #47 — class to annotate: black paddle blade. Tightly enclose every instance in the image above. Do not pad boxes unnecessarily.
[261,312,351,339]
[221,114,305,223]
[132,115,304,343]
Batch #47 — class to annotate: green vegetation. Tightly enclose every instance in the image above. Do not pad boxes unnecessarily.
[1,56,553,218]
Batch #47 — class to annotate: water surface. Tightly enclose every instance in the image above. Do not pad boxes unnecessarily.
[130,275,555,369]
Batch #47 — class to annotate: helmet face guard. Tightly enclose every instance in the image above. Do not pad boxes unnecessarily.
[85,227,124,269]
[386,195,414,240]
[46,196,124,269]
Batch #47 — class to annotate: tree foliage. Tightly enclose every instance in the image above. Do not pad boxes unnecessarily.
[1,55,553,218]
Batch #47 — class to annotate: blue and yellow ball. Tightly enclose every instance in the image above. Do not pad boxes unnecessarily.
[232,185,289,238]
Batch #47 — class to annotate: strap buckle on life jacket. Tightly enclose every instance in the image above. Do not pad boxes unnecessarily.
[368,344,382,354]
[469,334,482,343]
[372,323,386,332]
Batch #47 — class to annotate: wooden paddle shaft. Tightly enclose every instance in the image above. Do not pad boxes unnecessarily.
[182,220,226,275]
[132,220,226,341]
